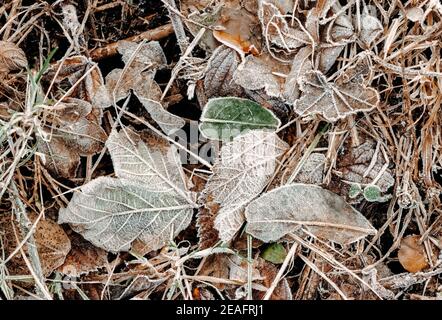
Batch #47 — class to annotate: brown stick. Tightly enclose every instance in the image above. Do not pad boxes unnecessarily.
[89,23,174,61]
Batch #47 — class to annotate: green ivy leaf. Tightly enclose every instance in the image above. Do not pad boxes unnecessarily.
[261,243,287,264]
[199,97,280,141]
[348,183,362,199]
[363,185,382,202]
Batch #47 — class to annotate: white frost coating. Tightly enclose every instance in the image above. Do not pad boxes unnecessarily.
[203,130,288,242]
[245,183,377,245]
[58,177,194,253]
[59,129,195,253]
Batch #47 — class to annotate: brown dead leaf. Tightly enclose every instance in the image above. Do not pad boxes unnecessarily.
[0,213,71,277]
[233,52,290,98]
[0,41,27,76]
[38,98,107,178]
[44,55,109,107]
[294,69,379,121]
[259,1,310,56]
[283,46,313,104]
[254,258,292,300]
[398,235,429,273]
[37,134,80,178]
[204,45,244,99]
[58,233,108,277]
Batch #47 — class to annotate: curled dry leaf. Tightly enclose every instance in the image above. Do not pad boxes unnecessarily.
[245,183,377,245]
[105,41,184,134]
[204,45,244,99]
[181,0,261,53]
[37,135,80,178]
[59,129,195,252]
[198,130,288,247]
[283,46,313,104]
[319,12,354,73]
[213,30,259,59]
[233,52,291,99]
[398,235,429,273]
[359,7,383,45]
[405,7,424,23]
[58,233,108,277]
[44,55,109,107]
[38,98,107,178]
[199,97,281,141]
[294,70,380,122]
[258,1,310,55]
[0,41,27,75]
[0,213,71,277]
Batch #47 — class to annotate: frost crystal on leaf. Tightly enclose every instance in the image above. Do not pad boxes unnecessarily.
[198,130,288,246]
[59,129,195,253]
[294,70,380,122]
[245,183,377,245]
[199,97,281,141]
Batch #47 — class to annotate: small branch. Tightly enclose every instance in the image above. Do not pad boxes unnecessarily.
[89,24,174,61]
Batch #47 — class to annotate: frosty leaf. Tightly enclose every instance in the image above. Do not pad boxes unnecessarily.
[198,130,288,246]
[327,13,354,42]
[283,47,313,104]
[58,232,108,277]
[44,55,109,107]
[105,41,165,102]
[105,67,162,103]
[117,41,167,71]
[106,128,191,199]
[233,52,290,98]
[294,70,379,122]
[259,1,310,53]
[37,134,80,178]
[103,41,181,135]
[245,183,377,245]
[318,13,354,73]
[58,177,194,252]
[204,45,244,99]
[0,213,71,277]
[199,97,281,141]
[360,9,383,45]
[293,153,325,185]
[56,116,107,156]
[137,95,185,135]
